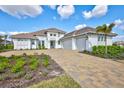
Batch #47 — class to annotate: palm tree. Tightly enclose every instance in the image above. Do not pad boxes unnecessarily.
[0,35,3,44]
[4,35,8,46]
[96,23,115,57]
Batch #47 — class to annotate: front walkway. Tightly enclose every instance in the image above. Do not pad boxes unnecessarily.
[0,49,124,88]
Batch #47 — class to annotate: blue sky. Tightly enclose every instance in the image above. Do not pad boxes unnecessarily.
[0,5,124,41]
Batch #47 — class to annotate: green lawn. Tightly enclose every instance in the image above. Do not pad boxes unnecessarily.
[30,74,81,88]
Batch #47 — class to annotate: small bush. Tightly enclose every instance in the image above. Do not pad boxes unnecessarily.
[0,62,10,72]
[0,74,11,81]
[42,56,49,67]
[0,75,5,81]
[13,71,26,79]
[41,45,45,49]
[11,60,25,73]
[0,57,10,72]
[42,72,48,76]
[25,74,33,80]
[29,58,39,70]
[23,53,27,57]
[0,44,13,52]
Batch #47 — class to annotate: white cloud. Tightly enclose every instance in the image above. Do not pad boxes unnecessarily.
[113,19,124,30]
[49,5,57,10]
[0,31,6,35]
[82,5,108,19]
[113,35,124,41]
[57,5,75,19]
[75,24,87,30]
[0,5,43,19]
[119,25,124,30]
[114,19,124,27]
[9,31,28,35]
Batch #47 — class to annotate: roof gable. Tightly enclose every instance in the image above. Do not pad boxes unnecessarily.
[12,28,66,39]
[62,27,117,39]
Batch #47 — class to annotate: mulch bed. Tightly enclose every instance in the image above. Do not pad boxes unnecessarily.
[0,54,65,88]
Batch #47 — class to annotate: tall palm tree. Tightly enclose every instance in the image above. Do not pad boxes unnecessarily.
[4,35,8,46]
[96,23,115,57]
[0,35,3,44]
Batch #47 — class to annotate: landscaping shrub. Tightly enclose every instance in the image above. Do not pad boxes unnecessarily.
[13,71,26,79]
[5,44,14,50]
[0,57,10,73]
[0,44,13,52]
[92,45,124,59]
[42,55,49,67]
[29,58,39,70]
[11,59,25,73]
[25,74,33,80]
[41,45,45,49]
[0,74,10,81]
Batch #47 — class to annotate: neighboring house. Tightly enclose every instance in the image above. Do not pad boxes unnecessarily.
[60,27,117,51]
[0,40,13,45]
[113,41,124,47]
[12,28,65,50]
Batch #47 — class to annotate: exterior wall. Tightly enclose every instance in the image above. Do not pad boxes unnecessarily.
[13,39,31,50]
[47,32,64,49]
[87,34,98,51]
[107,36,112,45]
[87,34,113,51]
[13,32,65,50]
[62,34,113,52]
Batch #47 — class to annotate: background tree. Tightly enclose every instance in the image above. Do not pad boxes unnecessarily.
[96,23,115,57]
[0,35,3,44]
[4,35,8,46]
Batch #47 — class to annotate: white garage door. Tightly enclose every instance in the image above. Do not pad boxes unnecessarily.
[76,37,85,51]
[63,39,72,50]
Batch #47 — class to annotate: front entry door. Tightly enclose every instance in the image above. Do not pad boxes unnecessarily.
[50,41,55,48]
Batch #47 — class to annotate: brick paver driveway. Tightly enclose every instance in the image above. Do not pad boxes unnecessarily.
[0,49,124,88]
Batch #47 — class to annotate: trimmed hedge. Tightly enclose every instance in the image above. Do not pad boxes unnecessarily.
[92,45,124,59]
[0,44,13,50]
[0,44,13,52]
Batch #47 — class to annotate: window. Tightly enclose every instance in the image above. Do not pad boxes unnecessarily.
[58,32,60,37]
[98,35,100,41]
[54,34,56,36]
[58,41,60,45]
[98,35,105,41]
[103,36,105,41]
[101,36,103,41]
[42,41,45,46]
[31,40,35,45]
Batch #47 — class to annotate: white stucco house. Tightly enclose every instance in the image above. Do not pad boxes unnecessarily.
[60,27,117,51]
[12,28,65,50]
[12,27,117,51]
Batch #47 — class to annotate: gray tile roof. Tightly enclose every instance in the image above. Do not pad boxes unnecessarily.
[62,27,117,39]
[12,28,66,39]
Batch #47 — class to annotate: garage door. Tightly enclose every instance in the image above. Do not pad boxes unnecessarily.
[76,37,85,51]
[63,39,72,50]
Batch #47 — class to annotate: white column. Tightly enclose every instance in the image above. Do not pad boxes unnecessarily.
[72,38,76,50]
